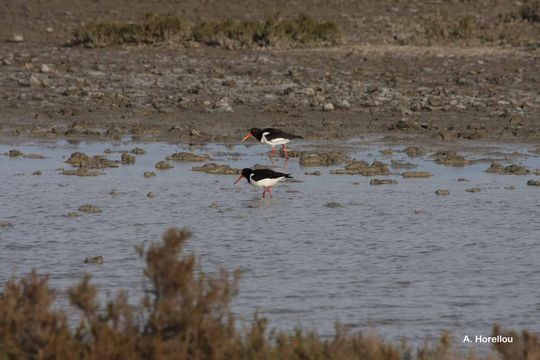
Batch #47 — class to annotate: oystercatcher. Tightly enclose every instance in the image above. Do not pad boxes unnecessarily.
[234,168,292,198]
[241,128,303,158]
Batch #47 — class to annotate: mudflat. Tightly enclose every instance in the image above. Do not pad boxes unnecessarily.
[1,0,539,143]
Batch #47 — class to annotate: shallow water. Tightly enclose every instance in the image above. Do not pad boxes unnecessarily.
[1,138,539,347]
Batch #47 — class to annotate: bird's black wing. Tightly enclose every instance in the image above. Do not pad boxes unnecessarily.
[252,169,292,181]
[262,128,303,141]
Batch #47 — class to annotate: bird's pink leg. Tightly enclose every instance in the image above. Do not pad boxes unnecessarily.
[282,144,288,159]
[262,188,267,198]
[270,147,276,158]
[268,187,273,198]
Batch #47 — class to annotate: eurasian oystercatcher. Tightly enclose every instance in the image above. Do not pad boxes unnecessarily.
[241,128,303,158]
[234,168,292,198]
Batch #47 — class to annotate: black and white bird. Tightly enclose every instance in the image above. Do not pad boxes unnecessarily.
[234,168,292,198]
[241,128,303,158]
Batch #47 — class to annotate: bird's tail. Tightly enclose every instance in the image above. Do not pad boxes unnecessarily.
[285,174,293,178]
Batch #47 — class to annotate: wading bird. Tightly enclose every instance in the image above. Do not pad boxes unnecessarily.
[234,168,292,198]
[241,128,303,158]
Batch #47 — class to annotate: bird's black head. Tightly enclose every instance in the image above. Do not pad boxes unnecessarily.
[249,128,263,141]
[241,168,254,180]
[234,168,254,185]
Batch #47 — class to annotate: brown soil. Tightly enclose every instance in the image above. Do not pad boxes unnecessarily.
[1,0,539,143]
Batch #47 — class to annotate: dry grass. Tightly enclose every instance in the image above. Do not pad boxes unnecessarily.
[70,14,342,49]
[521,0,540,22]
[1,228,539,359]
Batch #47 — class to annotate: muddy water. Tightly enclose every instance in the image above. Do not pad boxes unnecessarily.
[1,138,539,346]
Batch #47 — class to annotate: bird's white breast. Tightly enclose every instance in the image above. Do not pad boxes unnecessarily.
[250,174,285,188]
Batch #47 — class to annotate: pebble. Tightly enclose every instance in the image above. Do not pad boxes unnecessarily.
[130,147,146,155]
[147,192,156,198]
[155,161,173,169]
[322,103,335,111]
[325,202,344,208]
[435,189,450,196]
[32,170,42,176]
[78,204,102,213]
[121,153,135,164]
[83,256,103,264]
[370,179,398,185]
[40,64,51,73]
[402,171,432,178]
[10,33,24,42]
[144,171,156,178]
[527,180,540,186]
[465,187,481,193]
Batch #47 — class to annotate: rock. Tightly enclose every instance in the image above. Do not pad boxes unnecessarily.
[380,149,394,156]
[215,97,232,112]
[439,130,458,141]
[335,99,351,109]
[8,149,23,157]
[109,190,121,196]
[413,209,426,214]
[9,33,24,42]
[299,151,349,166]
[404,146,425,158]
[121,153,135,164]
[29,74,42,87]
[192,163,240,175]
[83,256,103,264]
[435,189,450,196]
[485,162,529,175]
[322,103,335,111]
[106,127,122,138]
[390,160,417,169]
[402,171,432,178]
[370,178,398,185]
[166,152,210,162]
[209,202,219,208]
[24,154,45,159]
[40,64,51,73]
[66,152,118,168]
[62,168,103,176]
[0,222,13,228]
[144,171,156,178]
[147,192,156,198]
[457,178,469,182]
[78,204,102,213]
[305,171,321,176]
[325,202,344,208]
[527,180,540,186]
[331,160,389,176]
[32,170,42,176]
[465,187,481,193]
[505,185,516,190]
[155,161,174,170]
[66,211,81,218]
[130,147,147,155]
[433,150,472,166]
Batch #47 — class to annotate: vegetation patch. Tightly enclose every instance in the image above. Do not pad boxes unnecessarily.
[71,14,189,47]
[71,14,342,49]
[521,0,540,22]
[1,228,539,359]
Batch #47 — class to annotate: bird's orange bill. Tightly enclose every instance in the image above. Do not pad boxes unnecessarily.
[241,133,252,142]
[234,174,244,184]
